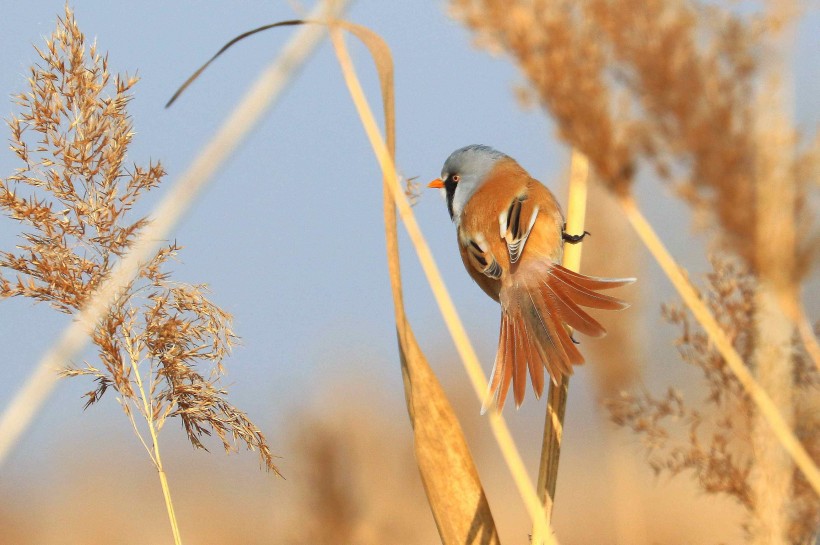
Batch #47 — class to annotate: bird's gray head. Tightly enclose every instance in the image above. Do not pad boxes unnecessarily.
[436,144,508,224]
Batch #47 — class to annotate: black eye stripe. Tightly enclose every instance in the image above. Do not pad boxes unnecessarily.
[444,175,458,220]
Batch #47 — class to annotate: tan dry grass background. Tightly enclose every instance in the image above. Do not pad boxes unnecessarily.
[580,177,648,544]
[0,373,750,545]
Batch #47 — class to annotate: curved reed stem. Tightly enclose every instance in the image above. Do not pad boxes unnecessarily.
[329,27,558,545]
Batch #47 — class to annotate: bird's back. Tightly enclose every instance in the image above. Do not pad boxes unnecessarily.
[457,158,565,292]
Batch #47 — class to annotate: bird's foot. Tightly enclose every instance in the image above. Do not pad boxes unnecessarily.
[562,224,590,245]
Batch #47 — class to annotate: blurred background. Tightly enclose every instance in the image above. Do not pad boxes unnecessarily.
[0,2,817,544]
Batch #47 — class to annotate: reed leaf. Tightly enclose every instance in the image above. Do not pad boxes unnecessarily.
[397,325,500,544]
[328,24,501,545]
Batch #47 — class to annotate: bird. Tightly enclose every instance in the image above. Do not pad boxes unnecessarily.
[428,145,635,413]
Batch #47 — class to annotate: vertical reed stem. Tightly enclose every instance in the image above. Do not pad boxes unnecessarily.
[536,378,569,520]
[535,149,589,529]
[129,352,183,545]
[155,459,183,545]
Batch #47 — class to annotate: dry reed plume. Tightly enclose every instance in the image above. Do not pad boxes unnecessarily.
[451,0,818,543]
[0,8,276,542]
[450,1,815,271]
[581,179,648,544]
[282,407,440,545]
[608,255,819,543]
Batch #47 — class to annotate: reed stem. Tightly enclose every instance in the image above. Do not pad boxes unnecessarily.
[535,149,589,530]
[329,27,557,545]
[130,351,183,545]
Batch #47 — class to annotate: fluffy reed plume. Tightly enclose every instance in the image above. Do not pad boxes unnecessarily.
[450,0,635,194]
[289,421,359,544]
[580,179,649,544]
[0,6,275,476]
[452,1,817,543]
[582,180,642,398]
[607,256,819,543]
[450,0,815,274]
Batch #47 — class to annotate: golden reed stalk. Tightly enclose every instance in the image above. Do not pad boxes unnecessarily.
[329,26,559,545]
[128,344,182,545]
[535,149,589,531]
[327,20,500,544]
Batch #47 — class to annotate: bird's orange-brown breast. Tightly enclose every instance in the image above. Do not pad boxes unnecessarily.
[456,158,565,300]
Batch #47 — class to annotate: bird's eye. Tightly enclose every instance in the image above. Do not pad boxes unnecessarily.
[451,174,461,183]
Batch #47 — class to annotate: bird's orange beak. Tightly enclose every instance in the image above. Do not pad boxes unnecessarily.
[427,178,444,189]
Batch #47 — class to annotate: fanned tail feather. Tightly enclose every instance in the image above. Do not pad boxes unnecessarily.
[482,263,635,413]
[551,265,635,290]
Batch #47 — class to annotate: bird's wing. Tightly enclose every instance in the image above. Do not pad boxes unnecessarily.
[499,192,539,264]
[462,233,502,279]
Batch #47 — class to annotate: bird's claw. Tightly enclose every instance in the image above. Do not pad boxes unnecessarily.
[562,224,590,245]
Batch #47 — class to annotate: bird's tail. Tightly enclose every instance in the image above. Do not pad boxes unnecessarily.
[482,263,634,413]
